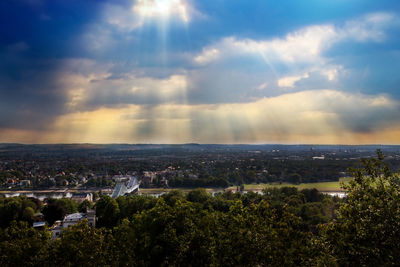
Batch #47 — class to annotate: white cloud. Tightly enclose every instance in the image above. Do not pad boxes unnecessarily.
[103,3,143,31]
[56,59,113,109]
[320,67,339,81]
[278,73,309,88]
[194,13,395,66]
[193,24,338,65]
[18,89,399,144]
[60,66,189,109]
[130,75,188,101]
[343,12,395,42]
[194,48,220,64]
[188,89,400,143]
[192,12,396,92]
[256,82,268,90]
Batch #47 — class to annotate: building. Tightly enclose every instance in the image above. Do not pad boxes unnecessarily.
[63,213,85,228]
[71,192,93,202]
[51,220,63,240]
[51,210,96,240]
[142,171,156,186]
[19,180,31,187]
[63,210,96,228]
[86,210,96,227]
[32,221,46,230]
[111,176,140,198]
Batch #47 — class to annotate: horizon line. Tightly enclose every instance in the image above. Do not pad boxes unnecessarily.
[1,142,400,146]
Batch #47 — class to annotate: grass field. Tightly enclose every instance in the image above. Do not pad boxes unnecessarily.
[240,177,352,192]
[139,178,352,195]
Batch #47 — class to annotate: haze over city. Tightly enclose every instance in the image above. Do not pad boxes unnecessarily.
[1,0,400,144]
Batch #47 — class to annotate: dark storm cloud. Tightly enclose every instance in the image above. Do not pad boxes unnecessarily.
[0,58,64,129]
[0,0,104,129]
[338,103,400,134]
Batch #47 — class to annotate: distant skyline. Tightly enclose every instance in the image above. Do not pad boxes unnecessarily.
[1,0,400,144]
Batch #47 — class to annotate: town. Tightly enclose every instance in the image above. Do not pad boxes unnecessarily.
[2,144,400,193]
[1,148,400,266]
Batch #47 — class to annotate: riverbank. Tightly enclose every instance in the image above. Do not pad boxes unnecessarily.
[0,188,113,194]
[0,179,350,199]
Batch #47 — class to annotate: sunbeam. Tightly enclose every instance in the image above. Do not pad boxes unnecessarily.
[134,0,190,23]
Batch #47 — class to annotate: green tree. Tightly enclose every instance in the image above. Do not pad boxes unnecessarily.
[78,200,93,213]
[0,200,21,227]
[187,188,210,203]
[42,201,67,226]
[161,190,186,206]
[95,196,120,228]
[21,207,35,224]
[0,197,40,228]
[213,200,314,266]
[321,150,400,265]
[50,221,113,266]
[128,198,216,266]
[0,221,50,266]
[288,173,302,184]
[55,198,78,214]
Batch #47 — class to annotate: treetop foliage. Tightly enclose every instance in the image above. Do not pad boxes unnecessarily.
[1,150,400,266]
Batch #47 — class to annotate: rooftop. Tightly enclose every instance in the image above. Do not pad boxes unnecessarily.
[33,221,46,228]
[64,213,84,220]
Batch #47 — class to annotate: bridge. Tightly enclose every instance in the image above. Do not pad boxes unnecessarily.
[111,176,140,198]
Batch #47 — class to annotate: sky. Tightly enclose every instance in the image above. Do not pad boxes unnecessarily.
[1,0,400,144]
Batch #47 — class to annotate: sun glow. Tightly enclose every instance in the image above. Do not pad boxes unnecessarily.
[134,0,189,23]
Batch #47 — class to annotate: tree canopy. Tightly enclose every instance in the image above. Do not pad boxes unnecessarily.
[1,151,400,266]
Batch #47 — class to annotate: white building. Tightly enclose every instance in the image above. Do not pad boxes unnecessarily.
[51,210,96,240]
[63,210,96,228]
[63,213,85,228]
